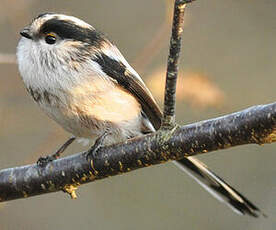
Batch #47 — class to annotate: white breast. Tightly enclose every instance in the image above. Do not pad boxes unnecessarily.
[16,37,143,144]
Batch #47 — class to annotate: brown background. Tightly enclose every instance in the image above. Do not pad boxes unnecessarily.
[0,0,275,229]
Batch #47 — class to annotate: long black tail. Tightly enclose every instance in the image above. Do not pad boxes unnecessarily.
[174,157,265,217]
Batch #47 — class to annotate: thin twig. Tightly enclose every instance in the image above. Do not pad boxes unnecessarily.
[0,102,275,202]
[0,54,16,64]
[162,0,195,127]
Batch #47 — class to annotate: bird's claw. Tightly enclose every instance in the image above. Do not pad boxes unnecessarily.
[86,132,110,160]
[37,155,57,167]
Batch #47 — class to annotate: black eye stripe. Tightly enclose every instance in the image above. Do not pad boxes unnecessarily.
[40,19,105,47]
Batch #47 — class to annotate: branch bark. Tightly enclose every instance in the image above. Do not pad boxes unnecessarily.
[163,0,195,127]
[0,102,275,202]
[163,1,186,126]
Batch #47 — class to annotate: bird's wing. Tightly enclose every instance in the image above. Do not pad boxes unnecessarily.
[92,49,162,130]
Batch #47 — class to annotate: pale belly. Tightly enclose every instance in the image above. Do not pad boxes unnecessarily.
[33,80,143,145]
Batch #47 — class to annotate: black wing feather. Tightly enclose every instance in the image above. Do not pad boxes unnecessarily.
[93,52,162,129]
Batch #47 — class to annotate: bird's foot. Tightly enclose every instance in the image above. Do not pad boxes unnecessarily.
[37,155,57,167]
[37,136,76,167]
[86,132,110,160]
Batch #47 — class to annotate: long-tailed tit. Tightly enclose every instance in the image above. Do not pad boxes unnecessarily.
[17,13,263,217]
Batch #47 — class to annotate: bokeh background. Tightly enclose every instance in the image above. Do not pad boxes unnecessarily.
[0,0,275,229]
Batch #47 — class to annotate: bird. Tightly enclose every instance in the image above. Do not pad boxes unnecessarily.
[16,13,263,217]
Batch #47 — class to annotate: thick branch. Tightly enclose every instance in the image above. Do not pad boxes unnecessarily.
[0,102,275,202]
[163,0,195,127]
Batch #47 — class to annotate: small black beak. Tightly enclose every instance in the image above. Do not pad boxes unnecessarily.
[20,27,32,39]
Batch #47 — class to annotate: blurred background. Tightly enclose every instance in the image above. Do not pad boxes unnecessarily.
[0,0,275,229]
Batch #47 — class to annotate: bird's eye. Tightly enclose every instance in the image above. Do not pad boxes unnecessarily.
[45,34,56,44]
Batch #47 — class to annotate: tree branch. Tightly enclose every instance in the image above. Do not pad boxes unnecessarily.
[0,54,16,64]
[163,0,195,127]
[0,102,275,202]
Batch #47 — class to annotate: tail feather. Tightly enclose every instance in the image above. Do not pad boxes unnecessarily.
[173,157,265,217]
